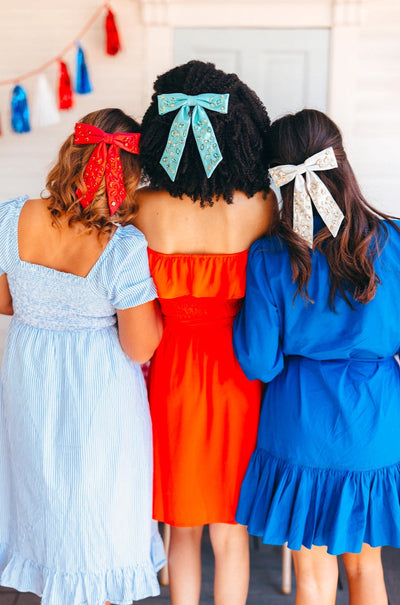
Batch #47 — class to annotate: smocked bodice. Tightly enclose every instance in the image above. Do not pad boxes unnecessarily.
[160,297,242,326]
[148,248,249,325]
[0,196,157,331]
[8,266,116,331]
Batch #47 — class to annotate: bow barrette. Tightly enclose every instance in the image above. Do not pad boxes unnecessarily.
[269,147,344,248]
[158,92,229,181]
[74,123,141,215]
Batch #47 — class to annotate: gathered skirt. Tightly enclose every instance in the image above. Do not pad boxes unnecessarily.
[236,356,400,554]
[0,321,165,605]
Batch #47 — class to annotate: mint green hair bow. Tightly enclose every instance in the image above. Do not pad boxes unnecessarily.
[158,92,230,181]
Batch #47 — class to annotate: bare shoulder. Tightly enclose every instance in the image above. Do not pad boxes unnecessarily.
[135,186,152,206]
[135,187,167,209]
[133,188,171,231]
[231,189,278,233]
[132,187,278,252]
[259,189,279,229]
[21,197,47,212]
[19,198,50,227]
[234,189,277,211]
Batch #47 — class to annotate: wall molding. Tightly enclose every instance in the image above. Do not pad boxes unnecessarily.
[140,0,170,26]
[139,0,333,28]
[333,0,364,26]
[138,0,366,145]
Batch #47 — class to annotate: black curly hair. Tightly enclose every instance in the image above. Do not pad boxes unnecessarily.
[140,60,271,206]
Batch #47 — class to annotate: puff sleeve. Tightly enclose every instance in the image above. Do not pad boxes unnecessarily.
[101,225,157,310]
[233,241,284,382]
[0,197,23,276]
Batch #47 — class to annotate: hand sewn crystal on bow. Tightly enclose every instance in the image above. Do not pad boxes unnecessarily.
[269,147,344,247]
[158,92,229,181]
[74,123,140,215]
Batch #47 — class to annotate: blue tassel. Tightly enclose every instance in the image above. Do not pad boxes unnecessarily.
[11,85,31,133]
[75,42,93,94]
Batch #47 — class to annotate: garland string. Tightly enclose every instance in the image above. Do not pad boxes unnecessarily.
[0,2,109,87]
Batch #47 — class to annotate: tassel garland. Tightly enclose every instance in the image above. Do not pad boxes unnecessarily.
[11,85,31,133]
[105,8,121,55]
[32,75,60,128]
[2,4,122,134]
[58,60,74,110]
[75,43,92,94]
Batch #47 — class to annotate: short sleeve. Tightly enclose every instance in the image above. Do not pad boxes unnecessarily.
[0,197,25,276]
[102,225,157,309]
[233,241,284,382]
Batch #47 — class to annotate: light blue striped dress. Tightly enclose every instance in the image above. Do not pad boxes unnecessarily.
[0,196,165,605]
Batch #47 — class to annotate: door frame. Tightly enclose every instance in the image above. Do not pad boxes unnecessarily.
[173,27,331,120]
[138,0,364,138]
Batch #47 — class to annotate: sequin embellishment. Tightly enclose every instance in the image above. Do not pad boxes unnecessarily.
[158,93,229,181]
[269,147,344,248]
[74,123,140,215]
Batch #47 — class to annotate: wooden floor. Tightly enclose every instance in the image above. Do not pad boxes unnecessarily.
[1,532,399,605]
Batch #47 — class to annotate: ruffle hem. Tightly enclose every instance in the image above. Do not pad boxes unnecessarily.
[235,448,400,555]
[0,533,166,605]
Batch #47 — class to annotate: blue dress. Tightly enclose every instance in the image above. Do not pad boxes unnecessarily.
[233,220,400,555]
[0,197,165,604]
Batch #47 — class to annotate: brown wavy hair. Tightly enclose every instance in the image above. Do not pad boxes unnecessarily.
[43,108,141,235]
[270,109,399,309]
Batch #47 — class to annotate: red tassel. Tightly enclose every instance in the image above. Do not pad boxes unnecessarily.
[105,8,121,55]
[58,60,73,110]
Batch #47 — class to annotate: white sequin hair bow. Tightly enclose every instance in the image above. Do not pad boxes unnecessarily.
[269,146,344,248]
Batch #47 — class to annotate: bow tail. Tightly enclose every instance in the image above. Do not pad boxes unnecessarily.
[160,106,191,181]
[191,105,223,178]
[307,172,344,238]
[105,144,126,215]
[76,141,107,208]
[293,174,314,247]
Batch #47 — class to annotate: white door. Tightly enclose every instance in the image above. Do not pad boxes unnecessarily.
[174,28,330,120]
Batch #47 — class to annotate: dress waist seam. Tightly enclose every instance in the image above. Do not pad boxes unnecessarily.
[162,315,235,327]
[257,447,400,474]
[12,318,116,332]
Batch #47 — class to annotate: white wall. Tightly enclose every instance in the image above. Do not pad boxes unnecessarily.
[0,0,145,356]
[350,0,400,215]
[1,0,399,206]
[140,0,400,216]
[0,0,399,356]
[0,0,145,202]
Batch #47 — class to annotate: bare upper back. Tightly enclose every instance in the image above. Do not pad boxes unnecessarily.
[134,189,277,254]
[18,198,115,278]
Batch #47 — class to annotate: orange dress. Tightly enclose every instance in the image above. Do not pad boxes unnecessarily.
[148,249,262,526]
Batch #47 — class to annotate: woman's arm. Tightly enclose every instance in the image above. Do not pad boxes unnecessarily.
[233,246,284,382]
[117,299,163,363]
[0,274,13,315]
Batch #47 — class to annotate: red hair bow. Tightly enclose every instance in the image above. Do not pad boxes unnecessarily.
[74,123,141,215]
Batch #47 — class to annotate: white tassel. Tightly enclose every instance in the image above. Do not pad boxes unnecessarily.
[32,74,60,128]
